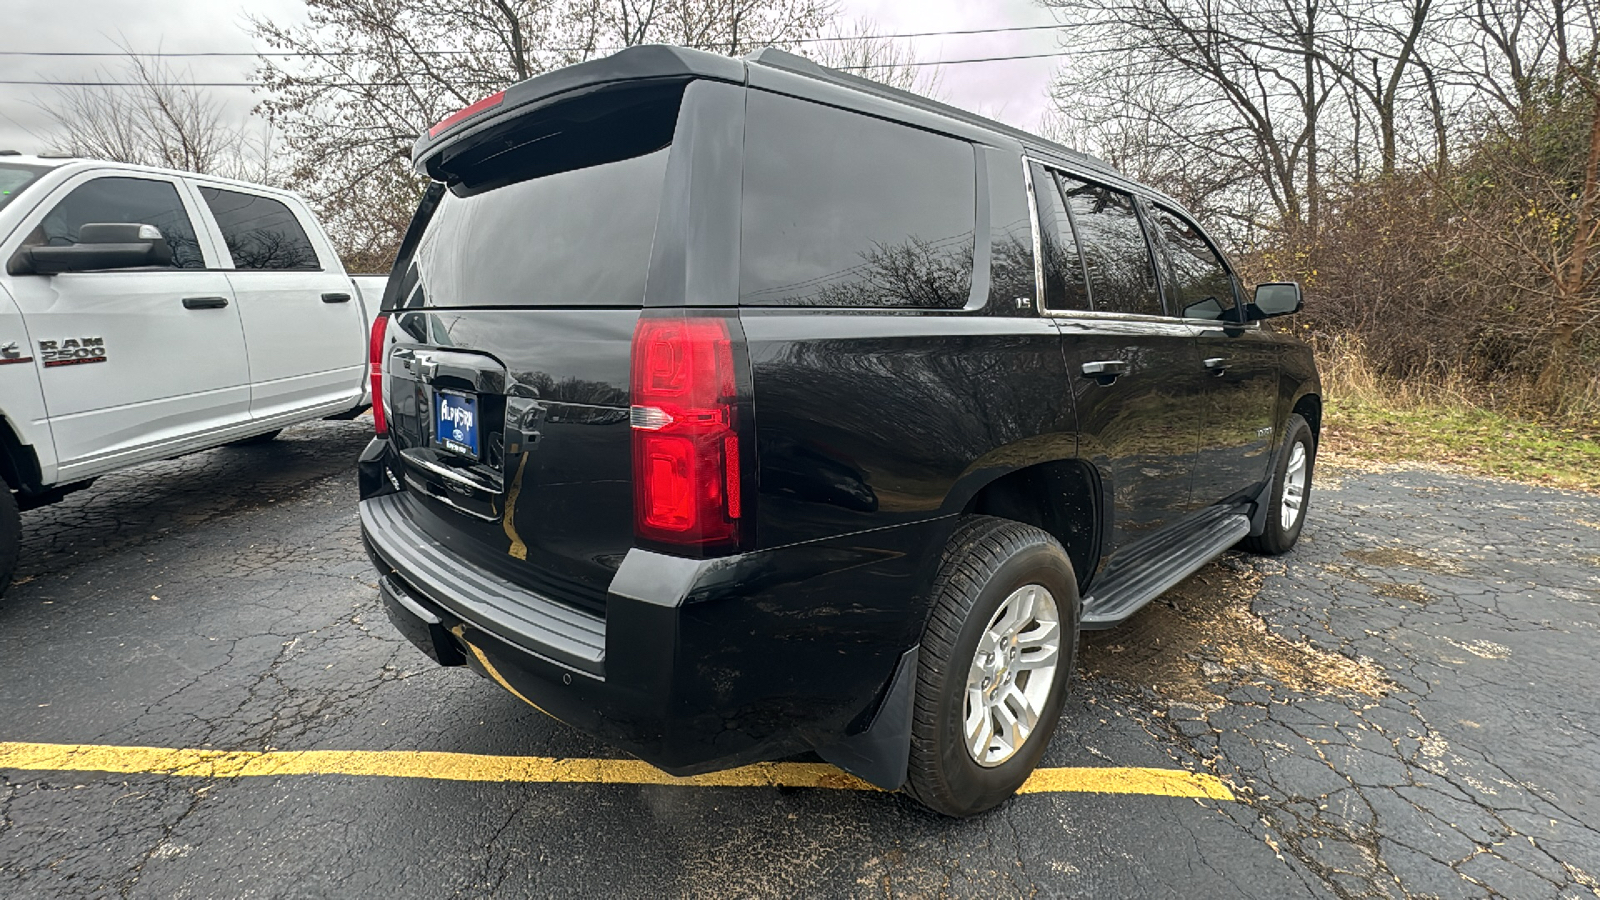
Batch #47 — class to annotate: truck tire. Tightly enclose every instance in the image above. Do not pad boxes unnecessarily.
[228,429,282,446]
[0,488,19,600]
[906,516,1079,817]
[1242,413,1315,555]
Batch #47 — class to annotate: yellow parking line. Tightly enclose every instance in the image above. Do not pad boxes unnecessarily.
[0,741,1233,801]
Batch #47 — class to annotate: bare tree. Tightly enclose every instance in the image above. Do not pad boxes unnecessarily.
[40,45,278,182]
[809,16,943,97]
[1043,0,1345,237]
[252,0,833,269]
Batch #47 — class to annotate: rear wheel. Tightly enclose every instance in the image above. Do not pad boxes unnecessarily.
[228,429,282,446]
[0,487,19,600]
[906,516,1079,817]
[1242,413,1315,555]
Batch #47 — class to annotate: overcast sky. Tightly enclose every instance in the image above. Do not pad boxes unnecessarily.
[0,0,1064,156]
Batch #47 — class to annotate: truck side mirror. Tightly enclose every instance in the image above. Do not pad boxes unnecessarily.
[1247,282,1303,320]
[7,223,174,276]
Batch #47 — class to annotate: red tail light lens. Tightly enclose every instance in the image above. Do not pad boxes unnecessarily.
[369,314,390,435]
[630,317,744,551]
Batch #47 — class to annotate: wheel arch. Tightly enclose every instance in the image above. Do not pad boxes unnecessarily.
[957,458,1102,595]
[0,416,42,492]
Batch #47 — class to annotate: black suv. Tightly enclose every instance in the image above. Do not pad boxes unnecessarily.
[358,46,1320,817]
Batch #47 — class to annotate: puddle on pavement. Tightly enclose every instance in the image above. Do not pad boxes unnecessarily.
[1079,558,1391,707]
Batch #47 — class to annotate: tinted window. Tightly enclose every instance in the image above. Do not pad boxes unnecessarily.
[0,163,49,213]
[414,145,669,308]
[985,152,1038,312]
[1033,164,1090,312]
[1056,175,1163,317]
[200,187,320,270]
[26,177,202,268]
[1151,206,1236,321]
[740,92,975,308]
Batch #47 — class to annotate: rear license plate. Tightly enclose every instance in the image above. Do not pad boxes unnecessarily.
[434,390,480,458]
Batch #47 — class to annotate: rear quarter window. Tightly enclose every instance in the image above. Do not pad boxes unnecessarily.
[739,92,976,309]
[199,187,321,270]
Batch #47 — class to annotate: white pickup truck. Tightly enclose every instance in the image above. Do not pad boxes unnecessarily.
[0,154,387,596]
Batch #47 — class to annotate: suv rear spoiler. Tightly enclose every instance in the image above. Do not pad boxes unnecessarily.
[411,44,746,179]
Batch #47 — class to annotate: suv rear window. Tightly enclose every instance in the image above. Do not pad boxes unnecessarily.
[739,91,976,309]
[411,90,678,310]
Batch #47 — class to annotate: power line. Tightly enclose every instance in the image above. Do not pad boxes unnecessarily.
[0,50,1071,87]
[0,23,1068,58]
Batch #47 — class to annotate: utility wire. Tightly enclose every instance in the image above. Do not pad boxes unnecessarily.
[0,50,1072,87]
[0,23,1068,58]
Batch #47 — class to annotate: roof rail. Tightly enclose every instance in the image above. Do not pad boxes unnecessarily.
[0,150,19,157]
[742,48,1116,174]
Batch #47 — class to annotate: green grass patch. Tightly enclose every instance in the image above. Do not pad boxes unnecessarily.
[1324,398,1600,493]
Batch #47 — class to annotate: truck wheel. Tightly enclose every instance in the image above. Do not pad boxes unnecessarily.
[906,516,1079,817]
[0,488,19,600]
[1242,413,1315,555]
[228,429,282,446]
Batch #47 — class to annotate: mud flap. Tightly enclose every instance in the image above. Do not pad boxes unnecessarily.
[815,645,918,791]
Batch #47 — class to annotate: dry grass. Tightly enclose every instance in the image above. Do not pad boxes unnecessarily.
[1316,338,1600,493]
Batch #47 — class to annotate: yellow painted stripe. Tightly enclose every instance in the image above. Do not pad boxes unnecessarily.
[0,741,1233,800]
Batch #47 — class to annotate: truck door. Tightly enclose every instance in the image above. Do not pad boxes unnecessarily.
[1031,163,1203,562]
[1144,203,1278,508]
[2,173,249,480]
[193,184,366,422]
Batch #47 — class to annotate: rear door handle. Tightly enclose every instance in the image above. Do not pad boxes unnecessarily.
[1080,360,1127,385]
[182,296,229,310]
[321,292,352,303]
[1204,356,1229,376]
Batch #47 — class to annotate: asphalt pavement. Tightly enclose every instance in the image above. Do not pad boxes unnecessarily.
[0,420,1596,899]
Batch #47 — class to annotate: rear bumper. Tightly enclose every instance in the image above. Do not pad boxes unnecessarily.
[358,488,949,788]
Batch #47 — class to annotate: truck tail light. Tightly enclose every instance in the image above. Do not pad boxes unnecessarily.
[370,314,390,435]
[630,316,746,552]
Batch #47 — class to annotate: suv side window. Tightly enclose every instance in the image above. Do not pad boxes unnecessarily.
[1149,205,1237,321]
[1032,163,1091,312]
[740,91,975,308]
[199,187,321,270]
[25,176,203,268]
[1056,175,1164,317]
[986,152,1039,312]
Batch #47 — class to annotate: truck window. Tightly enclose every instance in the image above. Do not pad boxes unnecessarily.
[740,91,975,309]
[199,187,321,271]
[1032,163,1090,312]
[1150,206,1237,321]
[0,163,49,213]
[1056,175,1164,318]
[26,176,203,268]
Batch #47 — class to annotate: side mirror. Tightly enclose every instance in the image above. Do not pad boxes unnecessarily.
[8,223,173,276]
[1247,282,1303,320]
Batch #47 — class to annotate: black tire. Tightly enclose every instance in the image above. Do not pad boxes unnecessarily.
[1242,413,1315,555]
[0,487,19,601]
[906,516,1080,817]
[228,429,282,446]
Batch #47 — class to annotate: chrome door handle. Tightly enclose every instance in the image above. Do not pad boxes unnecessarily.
[182,296,229,310]
[1080,360,1127,385]
[1204,357,1228,376]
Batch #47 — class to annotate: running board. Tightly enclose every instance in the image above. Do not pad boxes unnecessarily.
[1079,513,1251,630]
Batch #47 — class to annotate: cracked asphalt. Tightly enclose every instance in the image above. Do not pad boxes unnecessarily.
[0,420,1597,898]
